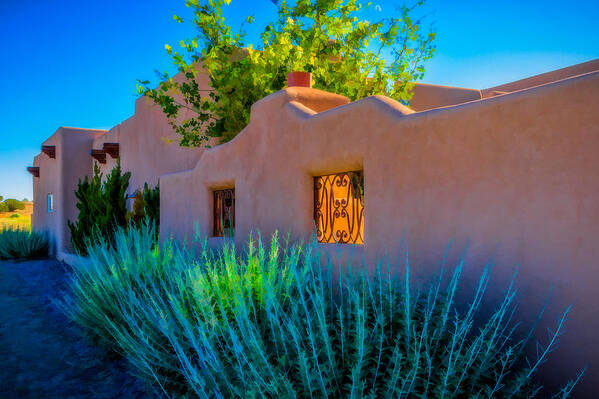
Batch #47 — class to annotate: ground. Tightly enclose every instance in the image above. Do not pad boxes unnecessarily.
[0,258,153,398]
[0,201,32,230]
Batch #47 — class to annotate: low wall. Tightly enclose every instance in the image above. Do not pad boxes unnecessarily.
[161,71,599,396]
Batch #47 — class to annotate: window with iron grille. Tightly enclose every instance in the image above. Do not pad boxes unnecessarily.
[314,171,364,244]
[213,188,235,237]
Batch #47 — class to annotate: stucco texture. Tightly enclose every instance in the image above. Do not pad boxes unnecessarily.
[161,70,599,396]
[33,68,212,253]
[32,128,106,253]
[91,95,206,192]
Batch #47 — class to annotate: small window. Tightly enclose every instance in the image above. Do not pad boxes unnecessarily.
[47,193,54,213]
[314,171,364,244]
[213,188,235,237]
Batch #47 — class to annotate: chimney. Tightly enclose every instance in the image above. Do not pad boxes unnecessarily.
[287,71,312,88]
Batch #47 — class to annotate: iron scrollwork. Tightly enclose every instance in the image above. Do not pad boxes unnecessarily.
[314,171,364,244]
[213,188,235,237]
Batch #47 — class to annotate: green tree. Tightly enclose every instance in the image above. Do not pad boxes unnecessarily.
[1,199,25,212]
[68,160,131,254]
[139,0,435,146]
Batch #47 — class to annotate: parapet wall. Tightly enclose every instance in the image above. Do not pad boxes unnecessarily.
[31,66,213,254]
[91,94,206,194]
[409,82,482,111]
[484,58,599,94]
[161,71,599,396]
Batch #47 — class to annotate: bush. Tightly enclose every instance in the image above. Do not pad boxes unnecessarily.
[4,199,25,212]
[0,199,25,212]
[67,160,130,255]
[0,228,49,260]
[127,182,160,229]
[68,161,160,255]
[64,225,583,398]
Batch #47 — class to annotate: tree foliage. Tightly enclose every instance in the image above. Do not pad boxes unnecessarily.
[139,0,436,146]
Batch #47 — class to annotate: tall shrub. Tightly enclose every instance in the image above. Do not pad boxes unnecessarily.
[68,161,130,254]
[128,182,160,228]
[64,225,584,397]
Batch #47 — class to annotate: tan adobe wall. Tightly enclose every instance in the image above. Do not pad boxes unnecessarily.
[483,57,599,94]
[119,97,206,192]
[161,71,599,396]
[92,124,120,178]
[32,127,106,253]
[32,67,212,254]
[91,70,210,195]
[409,82,482,111]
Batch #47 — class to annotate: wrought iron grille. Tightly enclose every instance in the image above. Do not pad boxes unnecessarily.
[314,171,364,244]
[213,188,235,237]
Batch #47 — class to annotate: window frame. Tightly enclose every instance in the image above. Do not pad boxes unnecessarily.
[213,188,235,237]
[47,193,54,213]
[314,170,364,245]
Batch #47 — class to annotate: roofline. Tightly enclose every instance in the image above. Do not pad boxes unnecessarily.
[483,58,599,94]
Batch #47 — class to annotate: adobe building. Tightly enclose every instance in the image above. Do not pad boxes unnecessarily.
[29,58,599,396]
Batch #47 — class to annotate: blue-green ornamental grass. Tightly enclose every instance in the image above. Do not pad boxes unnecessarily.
[0,227,49,260]
[63,224,583,398]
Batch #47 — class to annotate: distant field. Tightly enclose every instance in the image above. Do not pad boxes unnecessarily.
[0,202,33,230]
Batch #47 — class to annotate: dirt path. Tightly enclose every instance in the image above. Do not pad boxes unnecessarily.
[0,259,153,398]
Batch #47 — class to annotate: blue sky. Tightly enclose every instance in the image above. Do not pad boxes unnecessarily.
[1,0,598,200]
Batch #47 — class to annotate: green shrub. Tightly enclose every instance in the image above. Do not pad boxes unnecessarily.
[64,225,583,398]
[67,160,130,255]
[68,161,160,255]
[127,182,160,229]
[0,198,26,213]
[1,199,26,212]
[9,213,20,219]
[0,228,49,260]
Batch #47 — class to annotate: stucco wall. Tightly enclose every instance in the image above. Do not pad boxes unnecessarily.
[90,70,210,197]
[119,97,206,192]
[32,127,105,253]
[409,82,482,111]
[32,66,212,254]
[161,71,599,396]
[92,125,120,178]
[483,57,599,94]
